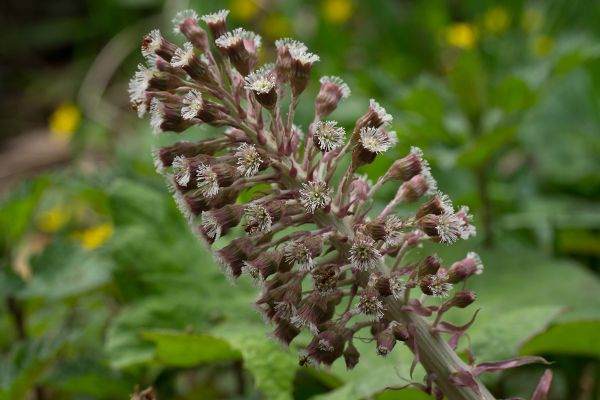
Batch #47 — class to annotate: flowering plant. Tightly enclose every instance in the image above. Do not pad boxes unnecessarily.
[130,9,552,399]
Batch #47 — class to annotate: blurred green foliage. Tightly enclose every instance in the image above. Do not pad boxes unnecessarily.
[2,0,600,399]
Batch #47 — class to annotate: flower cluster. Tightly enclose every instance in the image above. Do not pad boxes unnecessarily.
[130,10,548,399]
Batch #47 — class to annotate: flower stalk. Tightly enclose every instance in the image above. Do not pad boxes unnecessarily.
[130,10,551,400]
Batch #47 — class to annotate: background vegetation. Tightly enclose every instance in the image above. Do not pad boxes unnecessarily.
[1,0,600,399]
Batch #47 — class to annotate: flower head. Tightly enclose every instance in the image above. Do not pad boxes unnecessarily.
[349,234,382,270]
[181,90,203,120]
[142,29,162,55]
[200,9,230,40]
[359,127,394,154]
[275,38,308,52]
[420,273,453,298]
[436,213,464,244]
[200,9,230,25]
[199,211,220,240]
[365,99,393,128]
[383,216,405,247]
[235,143,263,177]
[149,98,165,134]
[172,155,192,186]
[215,28,245,49]
[244,65,276,94]
[314,120,345,152]
[244,64,277,108]
[290,47,320,65]
[196,163,219,198]
[172,9,199,34]
[171,42,195,67]
[388,276,407,299]
[285,244,313,271]
[245,203,273,235]
[455,206,477,240]
[142,29,176,61]
[316,76,351,118]
[199,204,244,242]
[319,76,350,99]
[128,64,154,117]
[467,251,484,274]
[416,191,453,219]
[285,237,322,271]
[299,181,331,213]
[358,287,385,320]
[448,251,484,283]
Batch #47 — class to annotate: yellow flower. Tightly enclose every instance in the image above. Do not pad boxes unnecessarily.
[38,206,70,233]
[49,103,81,142]
[262,13,291,39]
[229,0,259,21]
[446,23,478,49]
[322,0,353,24]
[532,35,554,58]
[521,7,544,33]
[77,223,113,250]
[484,6,510,34]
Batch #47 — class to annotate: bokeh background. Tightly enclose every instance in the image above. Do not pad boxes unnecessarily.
[1,0,600,399]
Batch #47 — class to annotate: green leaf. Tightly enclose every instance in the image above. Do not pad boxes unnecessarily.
[143,325,298,400]
[309,338,415,400]
[18,241,113,301]
[491,76,536,112]
[518,68,600,184]
[521,321,600,358]
[0,176,50,245]
[434,242,600,360]
[449,51,487,120]
[469,306,564,362]
[105,294,214,369]
[142,330,241,366]
[108,178,168,228]
[456,125,517,168]
[48,358,133,398]
[0,337,66,400]
[212,325,298,400]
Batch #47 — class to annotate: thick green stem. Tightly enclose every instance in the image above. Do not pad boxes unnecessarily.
[387,301,495,400]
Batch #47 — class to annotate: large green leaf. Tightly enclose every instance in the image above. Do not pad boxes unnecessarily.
[142,330,241,366]
[456,124,517,168]
[18,241,114,301]
[144,325,298,400]
[0,337,66,400]
[435,242,600,359]
[519,68,600,184]
[105,294,215,369]
[491,76,536,112]
[469,306,564,362]
[0,176,50,246]
[521,321,600,359]
[212,325,298,400]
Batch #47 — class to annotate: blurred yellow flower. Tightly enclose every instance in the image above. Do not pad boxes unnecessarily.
[262,13,291,38]
[229,0,259,21]
[38,207,70,233]
[77,223,113,250]
[484,6,510,34]
[49,103,81,142]
[532,35,554,57]
[521,8,544,33]
[322,0,353,24]
[446,23,478,49]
